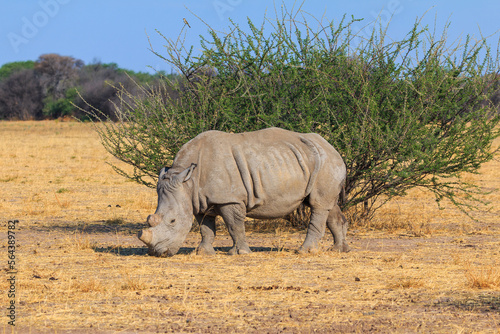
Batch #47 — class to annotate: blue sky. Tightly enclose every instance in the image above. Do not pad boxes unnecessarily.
[1,0,499,74]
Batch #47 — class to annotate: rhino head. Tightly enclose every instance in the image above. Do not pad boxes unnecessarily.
[138,164,197,257]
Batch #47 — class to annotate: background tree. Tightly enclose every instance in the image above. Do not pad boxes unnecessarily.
[35,54,83,100]
[0,69,44,120]
[71,61,141,120]
[0,61,35,81]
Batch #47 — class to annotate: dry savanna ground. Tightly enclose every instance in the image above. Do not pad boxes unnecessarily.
[0,121,499,333]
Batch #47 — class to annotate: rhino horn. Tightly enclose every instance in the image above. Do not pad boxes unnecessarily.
[138,229,153,245]
[146,214,161,227]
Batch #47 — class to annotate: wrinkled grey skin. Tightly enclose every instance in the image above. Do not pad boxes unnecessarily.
[138,127,349,257]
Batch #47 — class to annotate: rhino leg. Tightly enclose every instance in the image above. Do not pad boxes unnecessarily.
[219,203,251,255]
[195,214,216,255]
[327,204,350,252]
[297,209,328,254]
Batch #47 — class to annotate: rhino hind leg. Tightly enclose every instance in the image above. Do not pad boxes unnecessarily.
[327,204,350,252]
[195,214,216,255]
[297,209,329,254]
[219,203,252,255]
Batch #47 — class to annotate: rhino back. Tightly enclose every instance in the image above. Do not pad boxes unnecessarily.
[175,128,344,218]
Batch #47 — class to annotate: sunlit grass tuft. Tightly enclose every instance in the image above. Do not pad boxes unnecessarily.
[71,279,107,293]
[465,264,500,289]
[387,277,425,289]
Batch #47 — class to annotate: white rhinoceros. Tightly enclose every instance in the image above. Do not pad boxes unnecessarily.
[138,127,349,256]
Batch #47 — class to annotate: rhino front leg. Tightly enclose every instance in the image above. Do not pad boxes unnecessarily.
[195,214,216,255]
[327,204,350,252]
[219,203,251,255]
[297,209,328,254]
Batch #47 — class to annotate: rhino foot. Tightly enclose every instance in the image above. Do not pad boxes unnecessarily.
[228,246,251,255]
[196,244,216,256]
[328,243,351,253]
[296,245,320,254]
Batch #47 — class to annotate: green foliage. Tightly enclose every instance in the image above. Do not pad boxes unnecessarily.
[86,8,500,218]
[0,61,35,81]
[43,88,78,118]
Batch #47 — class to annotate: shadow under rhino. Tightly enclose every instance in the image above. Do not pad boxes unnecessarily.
[92,246,291,257]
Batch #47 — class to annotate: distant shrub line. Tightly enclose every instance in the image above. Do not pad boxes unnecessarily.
[0,54,174,121]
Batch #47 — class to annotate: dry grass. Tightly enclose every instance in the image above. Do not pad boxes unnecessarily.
[465,264,500,290]
[387,277,425,289]
[0,120,499,333]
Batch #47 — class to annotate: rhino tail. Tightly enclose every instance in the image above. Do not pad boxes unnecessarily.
[300,137,325,196]
[339,179,346,208]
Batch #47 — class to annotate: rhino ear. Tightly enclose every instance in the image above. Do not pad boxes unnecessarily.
[159,167,171,180]
[172,163,197,186]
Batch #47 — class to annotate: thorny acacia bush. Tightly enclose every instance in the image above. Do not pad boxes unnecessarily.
[85,7,500,221]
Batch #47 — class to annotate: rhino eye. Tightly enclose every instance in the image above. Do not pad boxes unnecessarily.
[170,219,176,224]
